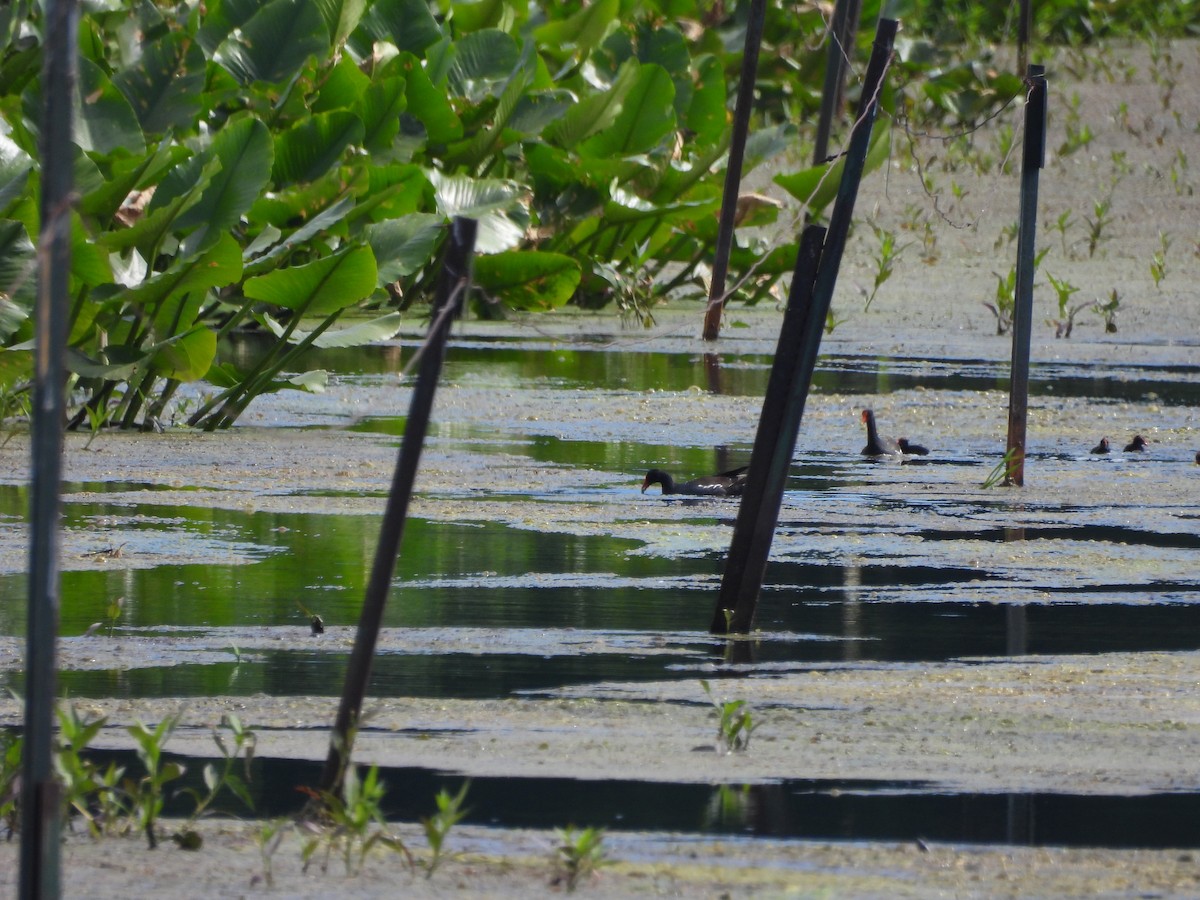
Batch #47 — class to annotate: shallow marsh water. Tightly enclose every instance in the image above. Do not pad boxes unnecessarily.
[2,307,1200,854]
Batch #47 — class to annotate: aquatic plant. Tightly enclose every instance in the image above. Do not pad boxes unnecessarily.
[300,763,411,876]
[553,825,610,892]
[421,780,470,879]
[701,679,757,753]
[1150,231,1171,288]
[126,714,186,849]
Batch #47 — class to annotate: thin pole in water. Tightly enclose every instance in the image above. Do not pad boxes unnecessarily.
[22,0,79,896]
[712,19,897,635]
[702,0,767,342]
[1004,66,1047,487]
[319,218,478,792]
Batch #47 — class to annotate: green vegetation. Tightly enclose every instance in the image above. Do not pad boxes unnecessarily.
[0,0,1034,429]
[701,679,758,753]
[553,825,610,892]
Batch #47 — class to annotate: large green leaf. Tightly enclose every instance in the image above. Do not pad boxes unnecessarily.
[365,213,444,283]
[112,30,206,135]
[580,63,675,158]
[117,233,243,311]
[774,119,890,217]
[533,0,619,64]
[357,74,407,154]
[352,0,442,55]
[544,58,638,150]
[79,137,190,224]
[213,0,330,85]
[272,112,364,185]
[0,218,34,303]
[97,156,222,259]
[685,54,727,148]
[447,29,520,102]
[473,250,580,310]
[401,54,463,144]
[153,117,273,255]
[75,57,146,156]
[313,0,367,49]
[261,311,402,347]
[243,244,377,316]
[150,326,217,380]
[430,171,527,254]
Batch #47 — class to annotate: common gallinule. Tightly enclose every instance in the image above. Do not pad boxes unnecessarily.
[1090,437,1110,454]
[861,409,911,456]
[641,466,748,497]
[897,437,929,455]
[1124,435,1148,452]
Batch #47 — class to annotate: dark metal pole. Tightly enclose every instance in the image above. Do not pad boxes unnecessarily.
[319,217,477,791]
[1017,0,1033,75]
[702,0,767,342]
[813,0,854,164]
[710,225,825,634]
[22,0,78,896]
[1004,66,1046,487]
[712,19,896,635]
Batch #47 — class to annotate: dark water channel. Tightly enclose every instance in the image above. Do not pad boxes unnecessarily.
[6,336,1200,848]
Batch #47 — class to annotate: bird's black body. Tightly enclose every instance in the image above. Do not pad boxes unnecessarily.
[641,466,748,497]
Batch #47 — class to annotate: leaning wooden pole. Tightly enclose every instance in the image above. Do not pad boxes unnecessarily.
[1003,66,1047,487]
[702,0,768,341]
[320,218,477,792]
[22,1,78,897]
[712,19,896,635]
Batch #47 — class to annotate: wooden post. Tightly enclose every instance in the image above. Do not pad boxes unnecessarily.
[1004,66,1047,487]
[320,218,477,791]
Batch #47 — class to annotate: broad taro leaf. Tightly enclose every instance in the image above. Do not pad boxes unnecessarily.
[312,0,367,49]
[70,212,113,289]
[0,135,32,219]
[152,117,273,255]
[150,326,217,381]
[774,119,889,218]
[533,0,618,65]
[473,250,580,310]
[399,54,463,144]
[112,30,206,135]
[243,243,377,316]
[351,0,442,56]
[245,191,358,272]
[598,21,691,114]
[448,61,530,168]
[365,213,444,284]
[213,0,330,86]
[117,232,243,311]
[543,58,638,150]
[430,171,528,254]
[75,57,146,156]
[685,54,727,149]
[313,56,370,113]
[508,90,575,136]
[579,63,675,158]
[357,74,407,154]
[98,156,222,259]
[80,136,190,224]
[0,219,34,335]
[196,0,265,54]
[447,29,520,103]
[450,0,528,33]
[260,310,401,347]
[272,111,364,186]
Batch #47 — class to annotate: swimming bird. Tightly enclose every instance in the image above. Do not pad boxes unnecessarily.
[1090,438,1110,454]
[1123,435,1148,452]
[640,466,748,497]
[860,409,901,456]
[897,438,929,456]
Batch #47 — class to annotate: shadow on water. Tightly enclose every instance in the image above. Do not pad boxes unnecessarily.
[84,749,1200,849]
